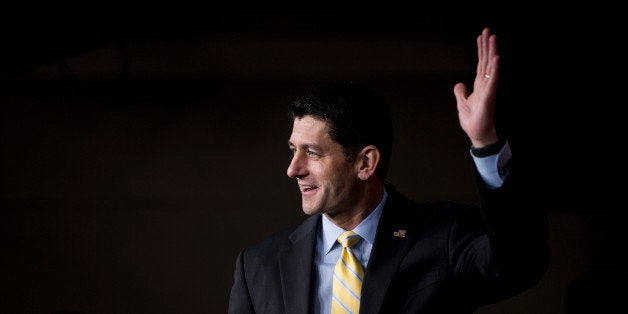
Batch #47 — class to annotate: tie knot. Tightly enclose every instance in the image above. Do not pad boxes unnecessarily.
[338,230,361,248]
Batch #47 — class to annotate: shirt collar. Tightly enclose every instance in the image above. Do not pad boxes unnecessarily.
[321,188,388,254]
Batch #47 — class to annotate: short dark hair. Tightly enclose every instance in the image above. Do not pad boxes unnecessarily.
[289,80,394,179]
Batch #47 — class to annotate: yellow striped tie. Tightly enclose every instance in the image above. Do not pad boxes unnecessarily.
[332,230,364,314]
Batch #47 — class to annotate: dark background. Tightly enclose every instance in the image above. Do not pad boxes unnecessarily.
[2,6,626,313]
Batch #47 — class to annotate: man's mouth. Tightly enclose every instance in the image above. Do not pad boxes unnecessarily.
[300,185,319,192]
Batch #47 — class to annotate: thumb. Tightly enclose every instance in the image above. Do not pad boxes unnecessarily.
[453,82,468,104]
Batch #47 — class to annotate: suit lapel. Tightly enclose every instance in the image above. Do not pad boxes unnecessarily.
[361,186,421,314]
[278,215,320,313]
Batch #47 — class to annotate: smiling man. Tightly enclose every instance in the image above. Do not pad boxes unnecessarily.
[228,28,548,314]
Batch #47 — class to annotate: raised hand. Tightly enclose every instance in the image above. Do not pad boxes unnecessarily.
[453,28,500,148]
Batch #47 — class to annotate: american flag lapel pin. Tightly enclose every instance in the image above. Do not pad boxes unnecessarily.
[393,229,406,238]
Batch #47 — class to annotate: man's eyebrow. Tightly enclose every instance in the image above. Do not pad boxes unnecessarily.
[287,141,322,150]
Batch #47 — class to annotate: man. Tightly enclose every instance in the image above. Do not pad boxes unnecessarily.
[228,28,548,313]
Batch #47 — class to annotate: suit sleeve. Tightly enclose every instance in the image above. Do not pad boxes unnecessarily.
[477,155,549,284]
[450,155,549,304]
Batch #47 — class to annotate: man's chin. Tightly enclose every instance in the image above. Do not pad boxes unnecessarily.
[301,203,322,216]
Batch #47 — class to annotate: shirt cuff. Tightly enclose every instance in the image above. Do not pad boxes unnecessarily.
[470,140,512,189]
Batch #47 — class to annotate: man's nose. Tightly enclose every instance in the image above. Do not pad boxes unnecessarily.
[287,152,307,178]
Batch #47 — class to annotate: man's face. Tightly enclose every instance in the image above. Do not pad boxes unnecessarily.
[287,116,359,216]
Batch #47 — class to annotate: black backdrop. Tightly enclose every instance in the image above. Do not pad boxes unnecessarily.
[2,7,626,313]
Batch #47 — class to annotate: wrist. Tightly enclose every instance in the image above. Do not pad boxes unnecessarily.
[471,134,506,157]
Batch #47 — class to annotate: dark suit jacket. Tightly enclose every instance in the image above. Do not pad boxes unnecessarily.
[228,165,548,313]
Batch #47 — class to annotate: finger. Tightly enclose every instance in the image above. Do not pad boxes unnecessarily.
[486,32,498,76]
[477,28,490,80]
[475,33,483,80]
[489,32,498,59]
[488,55,500,87]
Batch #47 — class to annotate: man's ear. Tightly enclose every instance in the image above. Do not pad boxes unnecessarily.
[355,145,380,181]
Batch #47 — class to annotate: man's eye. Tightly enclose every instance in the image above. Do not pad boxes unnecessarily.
[306,150,320,157]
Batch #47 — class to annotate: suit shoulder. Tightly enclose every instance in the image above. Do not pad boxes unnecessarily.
[395,192,476,220]
[385,183,475,217]
[240,215,318,257]
[244,225,296,254]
